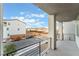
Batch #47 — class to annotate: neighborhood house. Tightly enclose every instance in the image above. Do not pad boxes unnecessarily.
[3,19,26,41]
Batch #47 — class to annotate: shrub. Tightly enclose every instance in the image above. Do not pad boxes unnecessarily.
[4,44,16,56]
[15,36,22,41]
[10,36,22,41]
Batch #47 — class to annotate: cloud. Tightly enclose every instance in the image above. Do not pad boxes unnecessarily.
[3,17,7,19]
[33,22,45,28]
[9,12,46,28]
[23,19,45,28]
[31,13,45,18]
[25,15,32,18]
[25,13,46,18]
[37,9,41,11]
[10,16,24,20]
[10,16,46,28]
[20,12,25,15]
[10,16,18,19]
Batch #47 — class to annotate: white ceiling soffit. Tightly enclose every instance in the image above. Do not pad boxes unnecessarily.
[35,3,79,22]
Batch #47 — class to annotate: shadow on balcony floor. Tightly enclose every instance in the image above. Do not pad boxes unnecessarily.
[46,40,79,56]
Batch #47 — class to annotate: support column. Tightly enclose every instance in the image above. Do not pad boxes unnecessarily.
[62,22,64,40]
[48,15,56,50]
[59,22,63,40]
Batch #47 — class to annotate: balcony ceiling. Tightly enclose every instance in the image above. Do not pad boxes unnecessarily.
[35,3,79,22]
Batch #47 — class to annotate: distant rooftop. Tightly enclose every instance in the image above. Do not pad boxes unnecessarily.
[3,19,26,25]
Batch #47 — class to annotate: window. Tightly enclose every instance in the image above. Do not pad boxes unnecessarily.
[3,22,7,26]
[7,28,9,30]
[8,23,10,25]
[7,34,10,36]
[3,22,7,24]
[18,28,20,31]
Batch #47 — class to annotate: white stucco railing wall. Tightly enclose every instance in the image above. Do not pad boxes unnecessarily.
[56,21,63,40]
[63,21,75,41]
[76,36,79,48]
[75,20,79,48]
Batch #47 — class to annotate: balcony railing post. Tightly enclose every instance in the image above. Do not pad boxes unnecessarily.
[39,42,41,56]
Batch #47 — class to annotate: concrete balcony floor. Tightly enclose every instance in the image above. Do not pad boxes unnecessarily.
[46,40,79,56]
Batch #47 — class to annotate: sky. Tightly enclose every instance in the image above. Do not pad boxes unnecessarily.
[3,3,48,28]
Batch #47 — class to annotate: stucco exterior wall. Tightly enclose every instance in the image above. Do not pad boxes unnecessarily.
[3,20,26,39]
[10,20,26,35]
